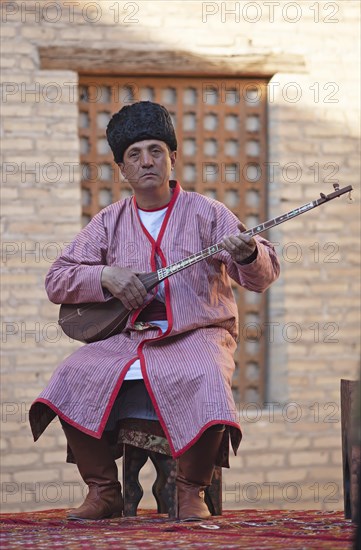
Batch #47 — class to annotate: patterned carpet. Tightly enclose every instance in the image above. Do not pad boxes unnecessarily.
[0,508,356,549]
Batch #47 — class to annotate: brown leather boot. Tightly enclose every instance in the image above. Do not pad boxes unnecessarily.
[61,420,123,520]
[177,424,225,521]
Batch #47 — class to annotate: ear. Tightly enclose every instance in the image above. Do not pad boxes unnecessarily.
[118,162,129,183]
[170,150,177,169]
[118,162,126,179]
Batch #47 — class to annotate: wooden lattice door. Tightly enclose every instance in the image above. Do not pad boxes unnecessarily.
[79,76,269,405]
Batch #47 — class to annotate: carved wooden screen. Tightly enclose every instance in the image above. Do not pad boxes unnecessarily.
[79,75,268,405]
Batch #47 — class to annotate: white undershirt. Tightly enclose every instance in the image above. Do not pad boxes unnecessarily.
[124,206,169,380]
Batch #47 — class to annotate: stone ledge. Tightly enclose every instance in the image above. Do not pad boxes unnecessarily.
[39,47,306,77]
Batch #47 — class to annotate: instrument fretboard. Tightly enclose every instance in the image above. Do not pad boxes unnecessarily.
[156,185,352,282]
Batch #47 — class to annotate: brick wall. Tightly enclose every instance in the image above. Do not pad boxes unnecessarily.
[1,0,360,512]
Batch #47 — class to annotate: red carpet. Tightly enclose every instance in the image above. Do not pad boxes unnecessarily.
[0,508,355,549]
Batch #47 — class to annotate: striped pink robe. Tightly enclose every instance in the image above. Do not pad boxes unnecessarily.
[29,182,280,459]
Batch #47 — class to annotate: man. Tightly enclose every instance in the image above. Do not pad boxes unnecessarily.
[29,101,280,521]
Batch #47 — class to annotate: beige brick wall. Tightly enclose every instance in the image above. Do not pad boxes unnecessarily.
[1,1,360,512]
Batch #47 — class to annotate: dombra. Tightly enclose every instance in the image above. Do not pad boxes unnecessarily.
[58,184,353,344]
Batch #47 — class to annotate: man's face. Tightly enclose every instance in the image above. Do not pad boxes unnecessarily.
[119,140,176,192]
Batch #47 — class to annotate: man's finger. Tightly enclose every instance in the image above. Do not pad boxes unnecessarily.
[229,235,252,249]
[237,234,253,245]
[119,295,133,310]
[129,287,145,308]
[133,277,148,297]
[129,273,147,297]
[237,222,247,233]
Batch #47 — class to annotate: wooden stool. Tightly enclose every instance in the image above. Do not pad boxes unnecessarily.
[119,419,222,518]
[340,379,360,522]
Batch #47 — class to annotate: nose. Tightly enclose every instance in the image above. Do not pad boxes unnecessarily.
[140,150,154,168]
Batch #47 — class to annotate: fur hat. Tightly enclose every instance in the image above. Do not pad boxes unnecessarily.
[106,101,177,163]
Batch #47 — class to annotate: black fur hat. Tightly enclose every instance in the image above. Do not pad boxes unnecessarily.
[106,101,177,163]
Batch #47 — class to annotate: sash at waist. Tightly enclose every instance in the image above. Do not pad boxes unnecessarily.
[136,299,167,322]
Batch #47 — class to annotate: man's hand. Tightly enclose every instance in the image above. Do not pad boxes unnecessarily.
[221,223,257,264]
[101,266,147,310]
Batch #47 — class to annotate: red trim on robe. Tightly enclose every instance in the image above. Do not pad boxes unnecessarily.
[123,182,182,449]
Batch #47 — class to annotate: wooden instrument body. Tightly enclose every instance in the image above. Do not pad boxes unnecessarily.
[59,297,129,343]
[58,272,158,343]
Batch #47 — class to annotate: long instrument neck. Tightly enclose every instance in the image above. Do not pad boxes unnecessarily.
[139,185,352,291]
